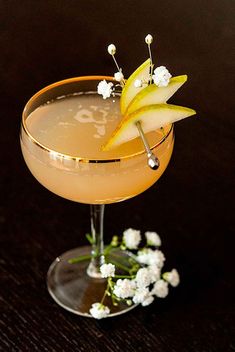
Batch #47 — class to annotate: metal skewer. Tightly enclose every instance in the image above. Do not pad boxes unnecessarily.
[135,121,160,170]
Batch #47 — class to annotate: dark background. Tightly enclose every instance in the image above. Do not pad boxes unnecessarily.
[0,1,234,351]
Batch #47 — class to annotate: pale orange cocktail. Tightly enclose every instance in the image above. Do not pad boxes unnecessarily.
[21,77,174,205]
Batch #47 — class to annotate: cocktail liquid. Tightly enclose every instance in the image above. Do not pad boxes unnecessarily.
[21,93,174,203]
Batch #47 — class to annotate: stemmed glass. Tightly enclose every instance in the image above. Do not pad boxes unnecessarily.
[20,76,174,317]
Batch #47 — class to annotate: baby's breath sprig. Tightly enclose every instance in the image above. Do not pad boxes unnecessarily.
[107,44,125,86]
[86,228,179,319]
[145,34,154,84]
[69,228,180,319]
[97,44,124,100]
[145,34,153,62]
[133,34,154,88]
[97,34,173,101]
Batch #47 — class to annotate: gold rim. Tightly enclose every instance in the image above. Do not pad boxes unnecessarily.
[21,76,174,163]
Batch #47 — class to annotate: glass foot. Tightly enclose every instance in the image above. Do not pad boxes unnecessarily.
[47,246,137,318]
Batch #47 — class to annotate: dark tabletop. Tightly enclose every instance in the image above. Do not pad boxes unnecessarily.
[0,1,235,351]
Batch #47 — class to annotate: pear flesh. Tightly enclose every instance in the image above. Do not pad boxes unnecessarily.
[120,58,151,115]
[102,104,196,151]
[126,75,188,114]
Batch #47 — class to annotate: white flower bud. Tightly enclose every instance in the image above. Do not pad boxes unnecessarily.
[133,287,149,304]
[136,248,165,267]
[97,80,113,99]
[114,71,124,82]
[145,34,153,45]
[135,268,152,288]
[153,66,172,87]
[142,295,154,306]
[107,44,116,55]
[100,263,115,278]
[89,303,110,319]
[113,279,136,299]
[145,231,161,246]
[123,228,141,250]
[134,79,143,88]
[152,279,169,298]
[163,269,180,287]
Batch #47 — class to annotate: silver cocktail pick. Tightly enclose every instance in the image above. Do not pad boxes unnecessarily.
[135,121,160,170]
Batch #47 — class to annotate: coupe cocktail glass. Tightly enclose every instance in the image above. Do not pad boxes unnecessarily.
[20,76,174,317]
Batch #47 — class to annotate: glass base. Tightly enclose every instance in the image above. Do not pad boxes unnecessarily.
[47,246,137,318]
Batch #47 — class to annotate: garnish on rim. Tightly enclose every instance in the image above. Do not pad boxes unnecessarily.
[102,104,196,151]
[97,34,196,156]
[107,44,124,85]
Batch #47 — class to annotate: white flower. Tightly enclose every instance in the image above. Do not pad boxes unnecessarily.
[152,279,169,298]
[113,279,136,299]
[133,287,149,304]
[89,303,110,319]
[136,248,150,265]
[97,80,113,99]
[152,66,172,87]
[135,267,152,288]
[123,228,141,250]
[148,264,161,283]
[134,79,143,88]
[142,295,154,306]
[136,248,165,268]
[114,71,124,82]
[150,250,165,268]
[163,269,180,287]
[145,34,153,45]
[107,44,116,55]
[100,263,115,278]
[145,231,161,247]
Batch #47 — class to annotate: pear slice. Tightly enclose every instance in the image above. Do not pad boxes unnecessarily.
[102,104,196,151]
[126,75,188,115]
[120,59,151,115]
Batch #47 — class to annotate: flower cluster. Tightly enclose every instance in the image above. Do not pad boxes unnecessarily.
[97,80,114,100]
[90,303,110,320]
[89,228,180,319]
[97,34,172,100]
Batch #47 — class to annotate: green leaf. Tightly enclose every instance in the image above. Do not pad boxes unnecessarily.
[86,233,95,245]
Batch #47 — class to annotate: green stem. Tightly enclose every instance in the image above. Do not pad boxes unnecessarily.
[109,259,130,273]
[100,278,113,305]
[114,275,135,279]
[103,244,113,256]
[68,254,92,264]
[100,290,107,305]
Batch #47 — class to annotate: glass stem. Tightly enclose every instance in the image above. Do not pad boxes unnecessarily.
[87,204,105,278]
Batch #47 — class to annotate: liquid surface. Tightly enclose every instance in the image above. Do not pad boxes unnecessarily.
[26,93,167,159]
